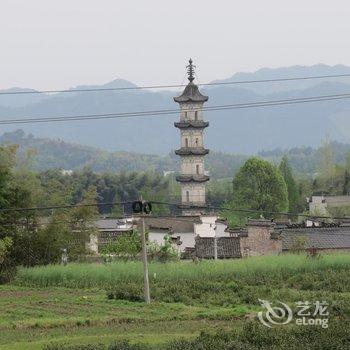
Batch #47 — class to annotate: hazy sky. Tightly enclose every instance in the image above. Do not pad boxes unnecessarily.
[1,0,350,90]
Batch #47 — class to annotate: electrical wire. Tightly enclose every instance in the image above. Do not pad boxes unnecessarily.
[1,199,350,222]
[1,92,350,125]
[0,201,132,213]
[1,72,350,96]
[151,200,350,221]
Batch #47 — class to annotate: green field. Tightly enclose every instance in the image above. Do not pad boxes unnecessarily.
[0,285,245,350]
[1,254,350,349]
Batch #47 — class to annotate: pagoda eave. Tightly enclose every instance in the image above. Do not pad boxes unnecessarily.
[176,175,210,183]
[175,147,209,156]
[173,81,209,103]
[174,121,209,129]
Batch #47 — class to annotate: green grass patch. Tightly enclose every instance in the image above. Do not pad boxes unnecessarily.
[15,254,350,289]
[14,254,350,307]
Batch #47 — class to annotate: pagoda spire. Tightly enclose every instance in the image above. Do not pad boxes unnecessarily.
[187,59,195,82]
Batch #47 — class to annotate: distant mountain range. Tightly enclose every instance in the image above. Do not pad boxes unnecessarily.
[1,64,350,154]
[2,129,350,179]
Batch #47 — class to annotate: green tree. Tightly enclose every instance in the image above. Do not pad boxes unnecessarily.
[0,145,41,267]
[342,151,350,195]
[319,136,335,181]
[69,186,99,258]
[31,186,100,265]
[0,237,13,282]
[147,235,180,262]
[228,157,288,226]
[33,212,72,265]
[0,237,12,265]
[101,231,141,260]
[110,193,124,217]
[279,155,299,212]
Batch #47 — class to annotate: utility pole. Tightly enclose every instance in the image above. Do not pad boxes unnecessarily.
[214,235,218,260]
[213,224,218,260]
[132,198,151,303]
[139,196,151,304]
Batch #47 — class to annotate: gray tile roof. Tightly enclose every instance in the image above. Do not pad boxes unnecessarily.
[281,227,350,250]
[195,236,241,258]
[173,82,209,103]
[143,216,201,233]
[96,219,133,231]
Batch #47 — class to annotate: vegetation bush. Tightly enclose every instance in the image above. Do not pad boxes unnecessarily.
[101,231,142,261]
[166,320,350,349]
[44,344,105,350]
[101,233,179,263]
[42,319,350,349]
[147,235,180,262]
[0,237,15,283]
[44,341,148,350]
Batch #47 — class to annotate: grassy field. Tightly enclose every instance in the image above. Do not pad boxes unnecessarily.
[1,254,349,349]
[0,285,248,350]
[16,254,350,285]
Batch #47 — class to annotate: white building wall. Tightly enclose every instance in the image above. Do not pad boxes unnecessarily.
[148,231,196,252]
[87,234,98,254]
[194,216,218,237]
[308,196,328,215]
[215,221,230,237]
[148,216,227,252]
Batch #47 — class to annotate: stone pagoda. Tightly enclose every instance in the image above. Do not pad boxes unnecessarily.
[174,59,210,215]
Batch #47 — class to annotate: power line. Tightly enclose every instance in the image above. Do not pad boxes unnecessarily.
[0,92,350,126]
[2,198,347,222]
[0,201,131,213]
[2,73,350,96]
[0,214,206,228]
[152,200,350,221]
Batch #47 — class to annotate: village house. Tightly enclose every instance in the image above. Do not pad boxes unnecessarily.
[86,214,350,257]
[87,217,134,253]
[143,217,350,258]
[308,194,350,215]
[279,222,350,253]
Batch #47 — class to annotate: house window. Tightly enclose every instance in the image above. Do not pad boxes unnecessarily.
[194,111,198,120]
[196,164,200,174]
[185,138,189,147]
[195,138,199,146]
[186,191,190,202]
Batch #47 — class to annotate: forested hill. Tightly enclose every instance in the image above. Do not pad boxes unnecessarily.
[2,130,350,179]
[0,130,247,177]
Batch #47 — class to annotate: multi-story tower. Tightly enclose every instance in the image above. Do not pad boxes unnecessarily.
[174,59,209,215]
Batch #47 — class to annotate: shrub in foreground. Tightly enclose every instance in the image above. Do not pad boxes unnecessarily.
[44,341,148,350]
[43,319,350,350]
